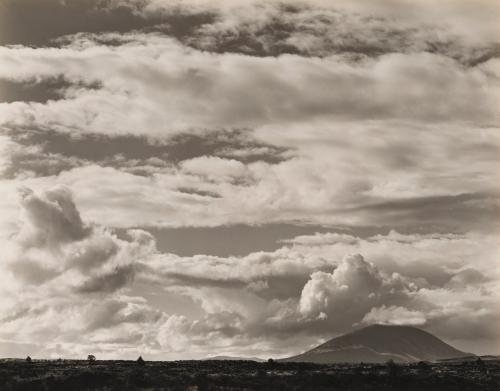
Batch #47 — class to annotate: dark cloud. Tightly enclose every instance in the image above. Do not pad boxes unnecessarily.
[252,274,312,301]
[377,259,453,288]
[84,299,162,331]
[177,3,500,65]
[18,186,90,248]
[445,268,488,288]
[465,45,500,66]
[3,0,497,65]
[176,187,222,199]
[1,149,84,179]
[2,128,291,179]
[9,258,59,285]
[0,0,214,46]
[75,264,135,294]
[4,187,155,298]
[343,192,500,233]
[68,236,119,272]
[164,130,291,165]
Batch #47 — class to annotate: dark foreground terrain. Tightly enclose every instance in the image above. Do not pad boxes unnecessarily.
[1,358,499,391]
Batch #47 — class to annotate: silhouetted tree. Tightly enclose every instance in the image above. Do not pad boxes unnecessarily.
[267,358,276,369]
[354,363,364,375]
[137,356,145,366]
[87,354,96,364]
[476,357,486,373]
[386,359,400,376]
[417,361,431,374]
[25,356,32,363]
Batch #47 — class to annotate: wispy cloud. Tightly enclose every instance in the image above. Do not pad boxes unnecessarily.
[0,0,499,359]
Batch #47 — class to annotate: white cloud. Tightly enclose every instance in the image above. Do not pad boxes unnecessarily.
[115,0,500,46]
[0,0,499,359]
[0,186,157,315]
[0,35,498,139]
[282,232,359,246]
[362,305,427,326]
[0,21,498,234]
[180,156,248,182]
[0,186,498,357]
[297,253,414,333]
[1,125,499,234]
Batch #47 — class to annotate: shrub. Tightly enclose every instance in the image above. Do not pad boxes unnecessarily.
[386,359,400,376]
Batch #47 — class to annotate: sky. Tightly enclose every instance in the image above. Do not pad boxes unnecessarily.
[0,0,499,360]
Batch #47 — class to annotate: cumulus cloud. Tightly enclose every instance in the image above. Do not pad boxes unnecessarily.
[297,253,415,332]
[0,187,170,358]
[16,185,89,248]
[143,229,499,353]
[2,186,156,297]
[0,187,499,358]
[1,0,499,359]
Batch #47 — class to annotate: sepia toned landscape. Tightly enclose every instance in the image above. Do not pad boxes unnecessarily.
[2,325,500,390]
[1,0,499,389]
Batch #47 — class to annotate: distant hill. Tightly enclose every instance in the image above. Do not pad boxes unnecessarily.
[437,355,500,363]
[283,324,469,363]
[205,355,265,362]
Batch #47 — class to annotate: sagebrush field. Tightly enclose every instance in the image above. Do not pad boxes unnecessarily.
[1,358,499,391]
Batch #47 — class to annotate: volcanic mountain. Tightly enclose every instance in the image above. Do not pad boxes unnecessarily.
[284,324,468,363]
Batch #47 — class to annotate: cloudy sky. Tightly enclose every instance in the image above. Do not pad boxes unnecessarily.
[0,0,499,360]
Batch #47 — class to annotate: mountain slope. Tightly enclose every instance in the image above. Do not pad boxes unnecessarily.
[284,324,468,363]
[205,356,264,362]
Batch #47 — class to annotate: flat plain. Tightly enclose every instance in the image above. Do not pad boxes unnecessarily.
[1,358,499,391]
